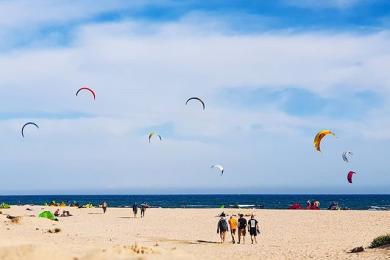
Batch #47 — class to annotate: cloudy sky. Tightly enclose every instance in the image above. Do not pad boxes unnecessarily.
[1,0,389,194]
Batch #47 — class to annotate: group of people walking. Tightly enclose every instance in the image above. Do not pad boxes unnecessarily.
[217,213,260,244]
[132,202,147,218]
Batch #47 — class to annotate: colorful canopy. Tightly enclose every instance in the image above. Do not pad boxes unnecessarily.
[347,171,356,184]
[313,130,336,152]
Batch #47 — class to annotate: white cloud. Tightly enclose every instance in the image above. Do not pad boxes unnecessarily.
[0,14,390,191]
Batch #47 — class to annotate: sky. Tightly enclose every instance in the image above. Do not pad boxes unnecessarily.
[0,0,390,194]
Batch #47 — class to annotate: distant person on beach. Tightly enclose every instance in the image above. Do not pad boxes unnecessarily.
[54,209,60,217]
[237,214,247,244]
[61,210,72,217]
[217,213,228,243]
[102,201,108,214]
[248,214,259,244]
[132,203,138,218]
[228,215,238,244]
[140,203,146,218]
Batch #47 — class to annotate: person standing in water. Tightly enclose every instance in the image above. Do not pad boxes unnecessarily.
[217,213,229,243]
[228,215,238,244]
[248,214,260,244]
[102,201,108,214]
[237,214,247,244]
[132,203,138,218]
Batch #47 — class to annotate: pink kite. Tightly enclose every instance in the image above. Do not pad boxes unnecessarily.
[76,86,96,100]
[347,171,356,184]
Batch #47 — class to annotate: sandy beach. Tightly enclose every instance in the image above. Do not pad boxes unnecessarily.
[0,206,388,259]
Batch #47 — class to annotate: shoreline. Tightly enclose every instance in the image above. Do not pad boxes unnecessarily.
[1,194,389,211]
[2,205,389,211]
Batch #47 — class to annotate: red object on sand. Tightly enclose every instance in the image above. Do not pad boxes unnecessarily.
[288,203,302,209]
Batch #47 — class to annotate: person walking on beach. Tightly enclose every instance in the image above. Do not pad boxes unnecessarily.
[228,215,238,244]
[140,203,147,218]
[248,214,260,244]
[237,214,247,244]
[217,214,229,243]
[132,203,138,218]
[102,201,108,214]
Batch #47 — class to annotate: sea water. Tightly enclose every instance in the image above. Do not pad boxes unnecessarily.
[0,194,389,210]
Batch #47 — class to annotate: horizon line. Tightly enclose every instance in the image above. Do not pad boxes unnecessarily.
[0,193,389,196]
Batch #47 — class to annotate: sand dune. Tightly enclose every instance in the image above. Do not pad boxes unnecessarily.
[0,206,389,259]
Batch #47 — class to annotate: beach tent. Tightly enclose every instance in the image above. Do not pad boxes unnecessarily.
[38,211,57,221]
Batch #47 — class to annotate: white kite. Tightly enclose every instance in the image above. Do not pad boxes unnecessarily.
[211,165,224,176]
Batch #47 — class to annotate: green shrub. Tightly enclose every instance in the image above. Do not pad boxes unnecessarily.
[369,234,390,248]
[0,203,10,209]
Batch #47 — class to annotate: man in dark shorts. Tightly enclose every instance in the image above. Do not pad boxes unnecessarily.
[248,214,260,244]
[217,214,229,243]
[237,214,247,244]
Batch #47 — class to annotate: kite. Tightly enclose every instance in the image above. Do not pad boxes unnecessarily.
[211,165,224,176]
[347,171,356,184]
[342,151,353,163]
[21,122,39,138]
[148,132,162,143]
[313,130,336,152]
[185,97,205,110]
[76,86,96,100]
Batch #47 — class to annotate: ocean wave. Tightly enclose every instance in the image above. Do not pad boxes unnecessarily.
[368,206,390,211]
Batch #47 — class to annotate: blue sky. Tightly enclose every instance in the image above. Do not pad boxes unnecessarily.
[0,0,389,194]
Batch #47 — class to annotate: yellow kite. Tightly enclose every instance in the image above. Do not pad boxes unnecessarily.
[313,130,335,152]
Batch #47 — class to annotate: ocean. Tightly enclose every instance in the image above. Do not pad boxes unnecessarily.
[0,194,389,210]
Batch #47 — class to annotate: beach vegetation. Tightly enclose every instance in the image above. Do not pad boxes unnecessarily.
[369,234,390,248]
[0,203,10,209]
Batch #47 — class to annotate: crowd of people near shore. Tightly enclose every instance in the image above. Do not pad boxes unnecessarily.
[50,201,150,218]
[217,212,260,244]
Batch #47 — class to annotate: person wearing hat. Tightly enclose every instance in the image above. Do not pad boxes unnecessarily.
[217,213,229,243]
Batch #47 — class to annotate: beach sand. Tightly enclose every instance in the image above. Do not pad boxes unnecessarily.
[0,206,389,259]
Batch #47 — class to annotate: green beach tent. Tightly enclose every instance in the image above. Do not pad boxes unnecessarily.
[38,211,57,221]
